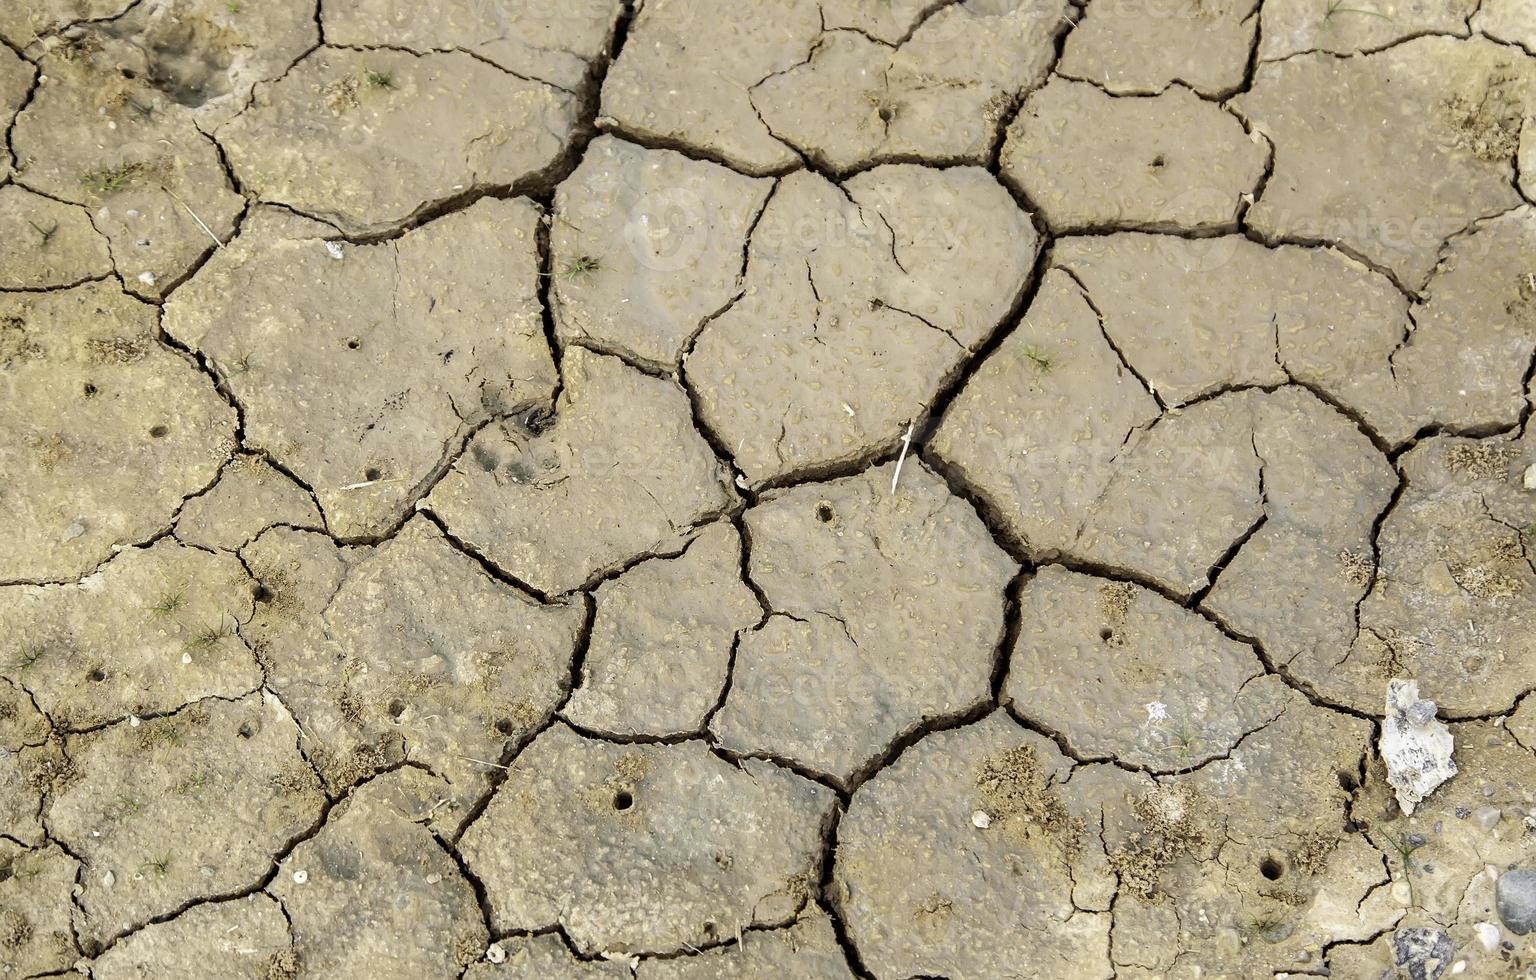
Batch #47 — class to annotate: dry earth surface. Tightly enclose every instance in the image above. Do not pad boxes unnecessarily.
[1,0,1535,977]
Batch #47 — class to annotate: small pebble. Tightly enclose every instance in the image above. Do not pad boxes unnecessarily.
[292,869,308,885]
[1496,868,1536,935]
[62,522,85,541]
[325,241,345,260]
[485,943,506,965]
[1475,921,1501,951]
[1523,463,1536,490]
[137,271,156,286]
[972,810,992,829]
[101,870,114,888]
[1474,806,1502,831]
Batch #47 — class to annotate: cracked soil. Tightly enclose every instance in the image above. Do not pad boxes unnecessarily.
[2,0,1536,977]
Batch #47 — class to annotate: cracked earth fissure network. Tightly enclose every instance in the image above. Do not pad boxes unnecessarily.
[2,0,1536,976]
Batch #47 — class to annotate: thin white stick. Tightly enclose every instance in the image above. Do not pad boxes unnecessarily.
[891,420,915,495]
[163,187,224,249]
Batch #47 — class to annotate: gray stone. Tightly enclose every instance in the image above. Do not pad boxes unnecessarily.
[713,461,1016,786]
[460,725,835,954]
[428,346,736,595]
[1003,78,1267,233]
[1499,870,1536,935]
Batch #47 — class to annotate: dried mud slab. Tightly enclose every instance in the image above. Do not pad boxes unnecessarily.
[218,48,578,235]
[551,136,774,372]
[89,894,294,980]
[1237,37,1535,289]
[96,0,318,128]
[271,768,487,980]
[174,455,324,551]
[636,906,854,978]
[465,934,629,978]
[1059,0,1258,97]
[0,842,79,977]
[600,0,821,173]
[1107,696,1392,975]
[324,0,622,93]
[0,184,114,288]
[0,538,259,729]
[1475,0,1536,52]
[1008,566,1289,771]
[0,283,234,583]
[927,268,1161,555]
[49,693,326,949]
[714,462,1016,786]
[165,197,555,539]
[689,165,1037,487]
[429,347,735,595]
[1332,434,1536,716]
[1080,387,1393,601]
[1260,0,1473,59]
[0,44,30,180]
[462,726,834,954]
[564,521,760,738]
[0,1,133,47]
[834,713,1119,978]
[11,32,246,299]
[0,685,60,846]
[1342,718,1536,970]
[243,519,583,825]
[1053,227,1536,447]
[752,0,1067,174]
[1002,78,1267,233]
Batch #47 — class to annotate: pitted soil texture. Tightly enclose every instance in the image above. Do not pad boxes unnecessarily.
[3,2,1536,978]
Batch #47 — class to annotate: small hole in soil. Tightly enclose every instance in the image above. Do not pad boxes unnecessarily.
[252,584,272,603]
[613,790,634,811]
[83,383,98,397]
[1259,857,1283,880]
[237,723,255,738]
[87,668,106,682]
[149,424,169,438]
[494,718,515,736]
[387,700,406,720]
[1343,820,1359,834]
[1099,628,1114,641]
[120,68,137,79]
[1337,770,1358,791]
[815,502,834,523]
[703,921,718,938]
[0,866,12,885]
[364,467,381,481]
[1150,154,1166,169]
[346,337,361,350]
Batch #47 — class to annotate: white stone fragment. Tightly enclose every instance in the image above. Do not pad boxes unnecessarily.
[1523,463,1536,490]
[1381,679,1457,815]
